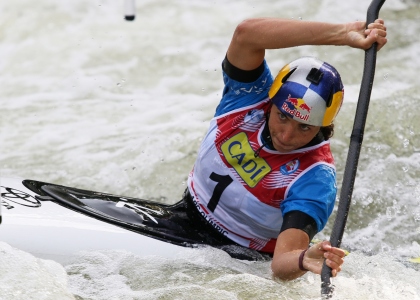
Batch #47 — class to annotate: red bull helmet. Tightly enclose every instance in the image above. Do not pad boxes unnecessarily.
[269,57,344,126]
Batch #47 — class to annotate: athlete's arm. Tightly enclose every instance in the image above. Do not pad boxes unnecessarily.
[226,18,387,71]
[271,229,346,281]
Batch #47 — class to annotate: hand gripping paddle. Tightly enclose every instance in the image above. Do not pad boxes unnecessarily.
[321,0,386,297]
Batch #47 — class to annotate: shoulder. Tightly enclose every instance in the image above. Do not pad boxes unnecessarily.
[214,57,273,117]
[281,163,337,232]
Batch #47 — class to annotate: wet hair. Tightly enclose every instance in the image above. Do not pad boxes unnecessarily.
[320,124,334,140]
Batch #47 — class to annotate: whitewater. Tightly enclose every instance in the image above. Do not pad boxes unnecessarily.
[1,0,419,299]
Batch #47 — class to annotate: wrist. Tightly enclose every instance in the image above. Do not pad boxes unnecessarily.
[298,249,308,271]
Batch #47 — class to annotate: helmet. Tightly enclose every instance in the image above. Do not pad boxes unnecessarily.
[268,57,344,126]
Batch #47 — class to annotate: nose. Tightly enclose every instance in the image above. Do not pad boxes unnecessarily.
[280,124,296,143]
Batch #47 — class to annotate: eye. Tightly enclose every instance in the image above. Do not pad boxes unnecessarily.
[278,112,287,120]
[299,124,311,131]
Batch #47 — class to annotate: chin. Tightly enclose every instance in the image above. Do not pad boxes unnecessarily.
[275,145,294,153]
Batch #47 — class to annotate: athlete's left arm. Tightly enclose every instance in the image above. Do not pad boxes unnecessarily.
[227,18,387,73]
[271,229,345,281]
[271,163,345,280]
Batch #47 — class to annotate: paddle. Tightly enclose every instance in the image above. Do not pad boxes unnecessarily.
[320,0,386,297]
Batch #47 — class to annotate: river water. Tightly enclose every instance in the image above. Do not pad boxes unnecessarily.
[1,0,419,299]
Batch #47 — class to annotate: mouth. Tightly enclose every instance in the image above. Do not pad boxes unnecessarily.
[272,136,294,152]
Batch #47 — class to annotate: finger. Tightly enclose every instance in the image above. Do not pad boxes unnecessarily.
[317,241,332,254]
[320,241,345,255]
[320,240,332,248]
[364,29,384,43]
[326,247,346,258]
[365,29,387,47]
[324,254,344,272]
[366,23,387,32]
[367,19,386,30]
[377,37,388,51]
[325,252,345,264]
[376,29,387,38]
[371,19,385,27]
[331,265,342,277]
[370,28,388,51]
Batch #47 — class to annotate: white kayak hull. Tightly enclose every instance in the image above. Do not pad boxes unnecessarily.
[0,177,186,262]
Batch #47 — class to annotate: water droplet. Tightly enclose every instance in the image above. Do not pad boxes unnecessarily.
[402,166,409,173]
[403,139,409,148]
[409,128,415,135]
[386,207,393,220]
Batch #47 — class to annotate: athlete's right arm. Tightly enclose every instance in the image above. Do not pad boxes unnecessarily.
[271,229,345,281]
[226,18,387,72]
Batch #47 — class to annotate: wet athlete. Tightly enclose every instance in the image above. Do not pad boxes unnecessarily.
[185,17,387,280]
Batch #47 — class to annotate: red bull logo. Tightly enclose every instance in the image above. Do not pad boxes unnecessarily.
[286,97,299,106]
[299,103,311,113]
[282,95,311,122]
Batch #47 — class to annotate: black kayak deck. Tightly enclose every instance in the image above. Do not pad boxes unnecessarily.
[22,179,271,261]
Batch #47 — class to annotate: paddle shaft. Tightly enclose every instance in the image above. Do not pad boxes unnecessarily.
[321,0,386,297]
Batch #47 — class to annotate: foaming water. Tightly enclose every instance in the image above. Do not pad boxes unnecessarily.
[1,0,420,299]
[65,248,274,300]
[64,249,420,300]
[0,242,74,300]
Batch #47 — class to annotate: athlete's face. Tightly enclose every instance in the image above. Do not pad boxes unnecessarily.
[268,105,321,153]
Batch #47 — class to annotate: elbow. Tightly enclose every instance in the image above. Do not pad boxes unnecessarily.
[271,258,301,281]
[232,19,258,47]
[271,261,290,281]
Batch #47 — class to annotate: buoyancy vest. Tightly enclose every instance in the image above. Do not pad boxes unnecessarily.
[188,98,336,253]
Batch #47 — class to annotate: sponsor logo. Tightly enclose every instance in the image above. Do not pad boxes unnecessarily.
[282,94,312,122]
[116,201,163,224]
[221,132,271,187]
[280,159,300,175]
[243,109,265,124]
[1,186,41,209]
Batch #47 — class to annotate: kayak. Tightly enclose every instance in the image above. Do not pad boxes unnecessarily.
[0,177,269,263]
[0,177,190,262]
